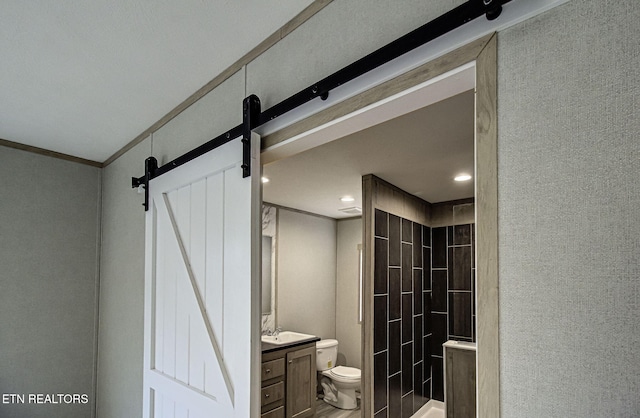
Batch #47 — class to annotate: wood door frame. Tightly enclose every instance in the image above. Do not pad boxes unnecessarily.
[262,33,499,417]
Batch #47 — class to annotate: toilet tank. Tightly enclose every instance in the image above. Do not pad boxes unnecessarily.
[316,339,338,371]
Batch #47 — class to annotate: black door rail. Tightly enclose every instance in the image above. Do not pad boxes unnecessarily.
[132,0,508,211]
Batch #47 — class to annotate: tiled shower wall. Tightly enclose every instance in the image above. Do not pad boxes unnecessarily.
[430,223,475,401]
[373,209,431,417]
[373,209,475,417]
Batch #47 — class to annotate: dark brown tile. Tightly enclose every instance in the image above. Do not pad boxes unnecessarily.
[374,295,388,353]
[432,227,447,268]
[402,343,413,396]
[389,373,402,418]
[414,362,423,398]
[449,292,472,338]
[413,270,422,315]
[473,315,476,343]
[401,243,412,292]
[389,268,401,320]
[413,363,427,413]
[423,335,431,380]
[472,268,476,316]
[389,214,401,266]
[402,218,412,243]
[402,294,412,343]
[431,313,447,356]
[388,320,401,375]
[374,238,388,295]
[422,225,431,248]
[449,246,472,291]
[471,223,475,268]
[402,393,413,418]
[412,223,422,267]
[448,247,453,282]
[423,247,431,290]
[423,379,432,402]
[374,351,388,412]
[413,315,422,362]
[432,357,444,402]
[451,336,473,342]
[374,408,387,418]
[432,270,447,312]
[454,224,471,245]
[375,209,388,238]
[423,292,432,335]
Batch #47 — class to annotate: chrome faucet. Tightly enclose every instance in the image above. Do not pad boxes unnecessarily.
[262,327,282,337]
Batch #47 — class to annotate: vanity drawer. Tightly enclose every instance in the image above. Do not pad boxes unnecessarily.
[261,406,284,418]
[261,381,284,407]
[261,358,285,381]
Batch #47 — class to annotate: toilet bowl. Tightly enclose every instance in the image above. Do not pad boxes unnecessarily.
[316,339,361,410]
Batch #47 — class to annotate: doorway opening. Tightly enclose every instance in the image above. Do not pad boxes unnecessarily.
[259,35,498,418]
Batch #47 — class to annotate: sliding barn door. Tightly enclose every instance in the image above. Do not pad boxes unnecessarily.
[142,134,261,418]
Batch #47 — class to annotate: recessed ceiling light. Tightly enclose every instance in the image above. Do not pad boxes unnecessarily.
[340,196,355,202]
[261,176,270,183]
[454,174,472,182]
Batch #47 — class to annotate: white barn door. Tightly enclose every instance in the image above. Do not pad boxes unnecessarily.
[142,134,261,418]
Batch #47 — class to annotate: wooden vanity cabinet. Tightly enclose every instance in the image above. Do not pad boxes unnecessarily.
[285,345,316,418]
[261,341,316,418]
[444,341,477,418]
[261,357,285,417]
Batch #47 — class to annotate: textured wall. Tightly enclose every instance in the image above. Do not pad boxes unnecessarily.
[335,217,362,369]
[246,0,464,110]
[151,70,244,166]
[96,138,150,418]
[0,147,101,418]
[497,1,640,416]
[276,208,337,340]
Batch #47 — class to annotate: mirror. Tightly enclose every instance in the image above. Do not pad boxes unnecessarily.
[261,205,277,324]
[261,236,272,313]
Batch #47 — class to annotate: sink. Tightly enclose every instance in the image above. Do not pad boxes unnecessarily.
[261,331,315,345]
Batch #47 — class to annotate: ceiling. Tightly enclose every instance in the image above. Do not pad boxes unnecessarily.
[0,0,315,162]
[262,90,474,219]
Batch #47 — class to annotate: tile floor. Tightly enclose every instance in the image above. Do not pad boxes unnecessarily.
[314,398,361,418]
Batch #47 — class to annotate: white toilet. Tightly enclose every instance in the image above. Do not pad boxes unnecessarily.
[316,339,361,410]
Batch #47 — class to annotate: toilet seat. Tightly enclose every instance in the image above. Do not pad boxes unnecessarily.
[329,366,360,380]
[323,366,361,385]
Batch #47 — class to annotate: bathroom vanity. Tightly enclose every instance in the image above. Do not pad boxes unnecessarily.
[261,337,320,418]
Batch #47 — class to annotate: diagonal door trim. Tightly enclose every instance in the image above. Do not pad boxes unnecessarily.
[146,369,231,416]
[159,192,235,405]
[149,369,218,403]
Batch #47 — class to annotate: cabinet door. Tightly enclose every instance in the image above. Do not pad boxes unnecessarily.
[285,346,316,418]
[445,348,476,418]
